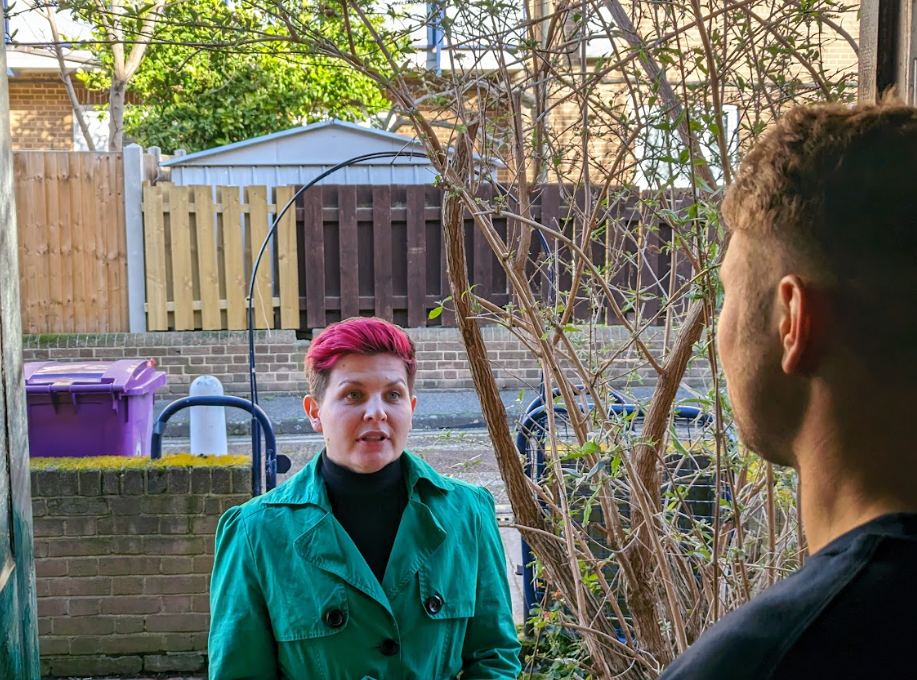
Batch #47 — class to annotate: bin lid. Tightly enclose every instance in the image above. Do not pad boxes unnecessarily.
[24,359,167,396]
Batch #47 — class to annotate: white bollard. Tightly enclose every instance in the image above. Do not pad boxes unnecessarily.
[190,376,228,455]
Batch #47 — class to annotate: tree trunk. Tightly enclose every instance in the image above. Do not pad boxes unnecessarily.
[44,6,96,151]
[440,131,644,679]
[108,80,127,151]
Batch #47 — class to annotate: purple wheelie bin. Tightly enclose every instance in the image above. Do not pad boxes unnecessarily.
[24,359,168,458]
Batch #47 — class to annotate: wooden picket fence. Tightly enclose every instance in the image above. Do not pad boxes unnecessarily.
[141,182,680,332]
[141,183,299,331]
[15,151,129,334]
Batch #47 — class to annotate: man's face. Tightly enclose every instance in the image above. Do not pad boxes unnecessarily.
[718,232,805,467]
[304,353,417,474]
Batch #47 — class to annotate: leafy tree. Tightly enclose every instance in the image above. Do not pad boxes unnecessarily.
[77,0,392,153]
[67,0,168,150]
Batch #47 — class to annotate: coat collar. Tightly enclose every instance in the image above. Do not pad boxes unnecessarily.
[263,449,453,612]
[263,449,455,509]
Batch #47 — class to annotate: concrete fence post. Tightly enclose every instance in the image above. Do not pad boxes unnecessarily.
[123,143,148,333]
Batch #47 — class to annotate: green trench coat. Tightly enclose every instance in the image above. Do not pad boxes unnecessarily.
[208,451,522,680]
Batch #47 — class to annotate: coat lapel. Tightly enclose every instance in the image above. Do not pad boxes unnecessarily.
[271,454,392,612]
[293,511,392,613]
[381,495,446,601]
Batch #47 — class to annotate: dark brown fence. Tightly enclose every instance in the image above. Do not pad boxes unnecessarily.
[293,184,682,330]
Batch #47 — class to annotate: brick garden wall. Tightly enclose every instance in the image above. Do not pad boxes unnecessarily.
[22,326,711,397]
[31,464,251,677]
[22,331,309,397]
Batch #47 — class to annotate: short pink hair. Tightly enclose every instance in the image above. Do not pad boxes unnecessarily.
[305,317,416,400]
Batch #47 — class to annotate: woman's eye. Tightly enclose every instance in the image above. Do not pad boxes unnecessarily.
[346,391,361,400]
[388,391,402,400]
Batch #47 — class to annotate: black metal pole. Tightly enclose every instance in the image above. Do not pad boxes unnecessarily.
[245,151,432,473]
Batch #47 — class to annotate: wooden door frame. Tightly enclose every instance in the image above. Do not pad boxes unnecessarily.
[0,11,41,679]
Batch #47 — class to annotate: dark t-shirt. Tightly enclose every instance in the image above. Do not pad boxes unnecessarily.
[660,513,917,680]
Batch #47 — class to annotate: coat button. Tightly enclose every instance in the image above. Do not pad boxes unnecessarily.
[323,609,346,629]
[380,638,400,656]
[425,594,444,615]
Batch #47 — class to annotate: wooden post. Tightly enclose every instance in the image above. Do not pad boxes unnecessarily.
[0,13,41,679]
[859,0,917,104]
[123,143,148,332]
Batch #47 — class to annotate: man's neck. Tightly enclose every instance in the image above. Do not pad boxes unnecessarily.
[795,391,917,554]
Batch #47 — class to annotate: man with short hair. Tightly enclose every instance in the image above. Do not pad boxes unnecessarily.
[660,98,917,679]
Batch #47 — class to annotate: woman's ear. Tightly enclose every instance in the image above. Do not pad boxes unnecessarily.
[303,395,322,433]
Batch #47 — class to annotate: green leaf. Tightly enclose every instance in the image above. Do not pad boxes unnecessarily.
[428,306,443,320]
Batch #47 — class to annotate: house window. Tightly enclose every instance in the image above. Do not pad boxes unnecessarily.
[633,104,739,191]
[72,105,109,151]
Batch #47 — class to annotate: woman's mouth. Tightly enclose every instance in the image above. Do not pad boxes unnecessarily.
[359,433,387,442]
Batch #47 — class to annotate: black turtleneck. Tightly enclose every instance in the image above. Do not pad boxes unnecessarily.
[320,452,408,583]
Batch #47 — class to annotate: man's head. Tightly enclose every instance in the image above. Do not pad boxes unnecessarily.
[303,318,417,473]
[718,98,917,466]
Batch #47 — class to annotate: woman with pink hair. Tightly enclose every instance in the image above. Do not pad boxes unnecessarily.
[208,317,521,680]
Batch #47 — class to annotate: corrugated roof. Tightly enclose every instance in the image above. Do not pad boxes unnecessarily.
[160,120,434,167]
[160,119,502,168]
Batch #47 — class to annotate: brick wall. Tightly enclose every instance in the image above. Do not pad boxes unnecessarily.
[22,326,711,396]
[22,331,311,397]
[8,76,107,151]
[31,463,251,677]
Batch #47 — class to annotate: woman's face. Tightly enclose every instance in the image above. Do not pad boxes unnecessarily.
[303,353,417,474]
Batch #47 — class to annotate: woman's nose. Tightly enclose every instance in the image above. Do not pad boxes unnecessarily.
[363,395,388,421]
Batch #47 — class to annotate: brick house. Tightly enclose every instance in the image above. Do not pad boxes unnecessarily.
[6,5,108,150]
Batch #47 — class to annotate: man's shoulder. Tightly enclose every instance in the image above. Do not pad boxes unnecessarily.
[661,527,883,680]
[660,568,815,680]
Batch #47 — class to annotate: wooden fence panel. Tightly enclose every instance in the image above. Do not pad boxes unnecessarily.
[372,186,393,321]
[219,187,245,330]
[275,186,300,329]
[338,186,359,320]
[138,182,682,332]
[66,153,86,332]
[406,186,427,327]
[303,186,326,329]
[246,187,271,329]
[194,186,221,330]
[55,154,74,333]
[473,183,494,310]
[45,154,64,332]
[80,155,103,328]
[142,183,305,331]
[142,182,168,330]
[15,153,42,334]
[93,154,112,331]
[13,151,129,334]
[170,187,195,330]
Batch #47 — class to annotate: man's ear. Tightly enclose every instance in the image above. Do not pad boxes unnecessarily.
[778,275,816,375]
[303,395,322,433]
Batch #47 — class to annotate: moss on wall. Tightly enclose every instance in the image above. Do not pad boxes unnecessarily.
[29,453,250,471]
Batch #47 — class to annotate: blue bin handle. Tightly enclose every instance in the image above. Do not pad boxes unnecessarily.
[151,395,287,496]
